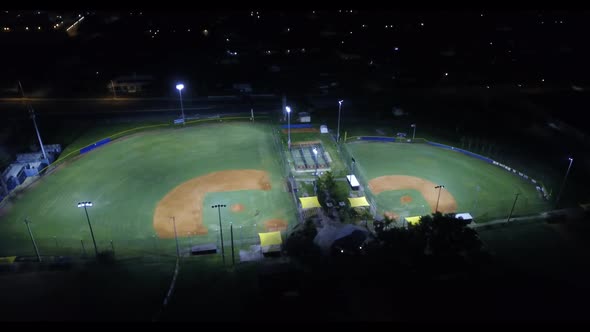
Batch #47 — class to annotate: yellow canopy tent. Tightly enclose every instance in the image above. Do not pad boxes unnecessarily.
[299,196,321,209]
[405,216,422,225]
[258,231,283,247]
[0,256,16,264]
[348,196,370,208]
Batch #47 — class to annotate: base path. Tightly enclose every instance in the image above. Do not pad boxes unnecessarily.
[368,175,458,214]
[153,170,271,239]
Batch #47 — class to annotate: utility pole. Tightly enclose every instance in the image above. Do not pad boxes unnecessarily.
[110,80,117,99]
[18,81,48,161]
[212,205,227,265]
[507,193,520,222]
[24,218,41,262]
[170,216,180,258]
[230,223,235,266]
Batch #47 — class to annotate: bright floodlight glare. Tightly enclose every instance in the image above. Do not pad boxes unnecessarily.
[285,106,291,113]
[339,100,343,104]
[77,201,93,207]
[313,148,318,155]
[569,157,573,161]
[176,84,184,91]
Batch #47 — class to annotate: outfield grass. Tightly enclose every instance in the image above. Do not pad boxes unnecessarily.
[0,122,296,258]
[346,141,550,222]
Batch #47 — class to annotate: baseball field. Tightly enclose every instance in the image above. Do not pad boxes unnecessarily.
[344,141,550,222]
[0,121,297,258]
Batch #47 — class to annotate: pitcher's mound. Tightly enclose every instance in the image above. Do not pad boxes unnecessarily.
[231,204,245,212]
[400,195,413,204]
[264,219,288,232]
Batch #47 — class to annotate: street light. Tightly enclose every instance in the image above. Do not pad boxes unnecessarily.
[313,147,318,176]
[434,185,445,213]
[337,100,343,142]
[286,106,291,149]
[176,83,185,124]
[24,218,41,262]
[212,204,227,265]
[77,201,98,257]
[555,157,574,208]
[410,124,416,140]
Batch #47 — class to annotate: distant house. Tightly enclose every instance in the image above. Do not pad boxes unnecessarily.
[298,112,311,123]
[232,83,253,94]
[108,74,154,94]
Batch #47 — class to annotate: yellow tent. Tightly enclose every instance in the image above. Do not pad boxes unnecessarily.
[348,196,370,208]
[405,216,422,225]
[258,231,283,247]
[299,196,321,209]
[0,256,16,264]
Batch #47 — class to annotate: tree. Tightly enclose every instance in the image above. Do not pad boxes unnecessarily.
[285,219,321,262]
[373,212,485,273]
[318,171,336,195]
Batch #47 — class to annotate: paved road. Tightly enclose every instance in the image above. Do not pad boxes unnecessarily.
[0,96,282,117]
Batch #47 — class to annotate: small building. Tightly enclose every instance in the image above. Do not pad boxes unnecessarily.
[2,164,27,191]
[16,152,47,164]
[346,175,360,191]
[454,213,474,224]
[22,161,48,177]
[298,112,311,123]
[108,74,154,94]
[43,144,62,155]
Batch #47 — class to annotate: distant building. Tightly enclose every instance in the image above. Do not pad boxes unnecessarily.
[232,83,253,94]
[0,143,61,198]
[108,74,154,94]
[298,112,311,123]
[2,164,27,191]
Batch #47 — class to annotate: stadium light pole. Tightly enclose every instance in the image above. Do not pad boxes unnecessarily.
[411,124,416,140]
[77,201,98,257]
[286,106,291,149]
[337,100,343,142]
[313,147,319,176]
[24,218,41,262]
[18,81,48,161]
[212,204,226,265]
[555,157,574,209]
[434,185,445,213]
[176,83,185,124]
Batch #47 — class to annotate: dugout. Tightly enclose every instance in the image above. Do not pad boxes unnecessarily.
[259,231,283,257]
[191,243,217,255]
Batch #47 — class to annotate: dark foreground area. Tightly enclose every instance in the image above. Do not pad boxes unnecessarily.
[1,215,590,321]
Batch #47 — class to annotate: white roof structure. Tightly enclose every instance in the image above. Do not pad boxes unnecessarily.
[455,213,473,221]
[346,175,360,187]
